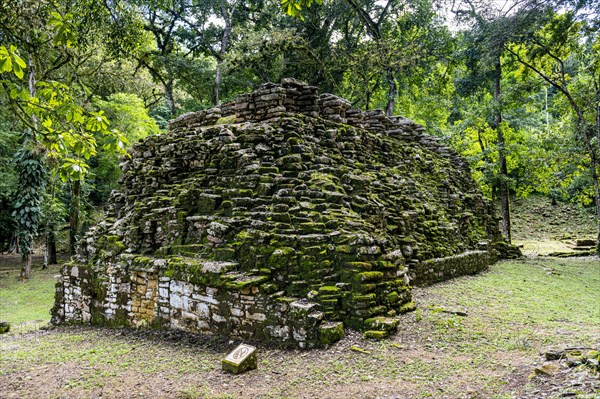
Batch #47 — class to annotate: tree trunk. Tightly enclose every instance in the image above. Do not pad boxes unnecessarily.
[69,179,81,255]
[20,253,32,280]
[593,172,600,255]
[165,79,176,117]
[575,115,599,255]
[21,46,37,279]
[8,234,18,253]
[385,67,396,116]
[493,58,511,244]
[588,121,600,255]
[592,101,600,256]
[48,230,57,264]
[213,63,222,106]
[43,236,48,270]
[213,0,232,107]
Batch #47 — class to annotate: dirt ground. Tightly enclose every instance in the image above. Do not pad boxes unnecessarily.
[1,255,598,399]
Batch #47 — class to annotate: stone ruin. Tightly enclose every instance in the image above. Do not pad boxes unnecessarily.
[52,78,504,348]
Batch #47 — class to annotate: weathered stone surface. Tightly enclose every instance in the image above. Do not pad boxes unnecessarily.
[52,79,504,348]
[319,321,345,345]
[222,344,258,374]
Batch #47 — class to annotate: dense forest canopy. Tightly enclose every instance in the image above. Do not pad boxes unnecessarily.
[1,0,598,278]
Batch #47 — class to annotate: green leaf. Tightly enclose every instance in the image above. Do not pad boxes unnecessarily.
[13,63,23,79]
[13,53,26,69]
[0,57,12,73]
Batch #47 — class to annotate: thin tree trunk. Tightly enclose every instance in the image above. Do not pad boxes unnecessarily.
[213,0,232,106]
[385,67,396,116]
[592,97,600,256]
[8,234,18,253]
[213,64,222,106]
[46,179,58,265]
[575,116,599,256]
[589,115,600,254]
[43,236,48,270]
[493,58,511,244]
[165,79,176,117]
[48,231,57,264]
[20,254,32,280]
[593,172,600,255]
[69,179,81,255]
[21,49,38,280]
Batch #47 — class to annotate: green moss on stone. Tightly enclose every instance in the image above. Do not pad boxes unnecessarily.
[225,275,269,290]
[215,115,237,124]
[363,330,389,339]
[399,301,416,314]
[318,285,340,293]
[364,316,399,332]
[356,271,384,283]
[214,247,236,261]
[344,261,373,271]
[319,321,344,345]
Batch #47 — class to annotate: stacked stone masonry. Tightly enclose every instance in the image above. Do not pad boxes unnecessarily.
[52,78,503,347]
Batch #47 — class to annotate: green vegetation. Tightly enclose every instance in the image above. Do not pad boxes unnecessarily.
[0,259,60,325]
[0,0,599,270]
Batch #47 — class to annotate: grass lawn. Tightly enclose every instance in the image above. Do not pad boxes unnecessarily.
[0,255,64,328]
[1,257,598,399]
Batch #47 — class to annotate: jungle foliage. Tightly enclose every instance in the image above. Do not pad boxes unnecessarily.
[1,0,598,275]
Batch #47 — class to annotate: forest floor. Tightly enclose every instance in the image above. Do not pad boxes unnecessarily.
[0,197,598,399]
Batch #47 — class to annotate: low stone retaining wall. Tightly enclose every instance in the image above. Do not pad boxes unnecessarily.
[410,250,493,286]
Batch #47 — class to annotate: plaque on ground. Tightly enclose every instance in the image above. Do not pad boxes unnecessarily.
[222,343,257,374]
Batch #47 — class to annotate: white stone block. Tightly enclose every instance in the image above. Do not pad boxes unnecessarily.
[212,314,226,323]
[268,325,290,339]
[170,281,184,294]
[182,282,193,296]
[170,294,183,309]
[198,320,210,330]
[197,303,210,318]
[194,294,218,305]
[246,311,266,321]
[182,295,191,311]
[293,327,307,341]
[230,307,244,317]
[182,311,198,321]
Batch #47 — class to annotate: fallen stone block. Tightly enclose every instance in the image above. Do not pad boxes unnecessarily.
[222,344,258,374]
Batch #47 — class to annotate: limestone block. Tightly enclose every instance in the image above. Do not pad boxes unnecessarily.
[268,325,290,339]
[170,294,183,309]
[319,322,344,345]
[222,344,257,374]
[196,302,210,318]
[246,311,266,321]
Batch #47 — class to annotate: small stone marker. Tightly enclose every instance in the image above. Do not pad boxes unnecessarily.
[222,343,257,374]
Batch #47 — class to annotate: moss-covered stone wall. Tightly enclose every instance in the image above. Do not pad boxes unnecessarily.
[52,78,503,347]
